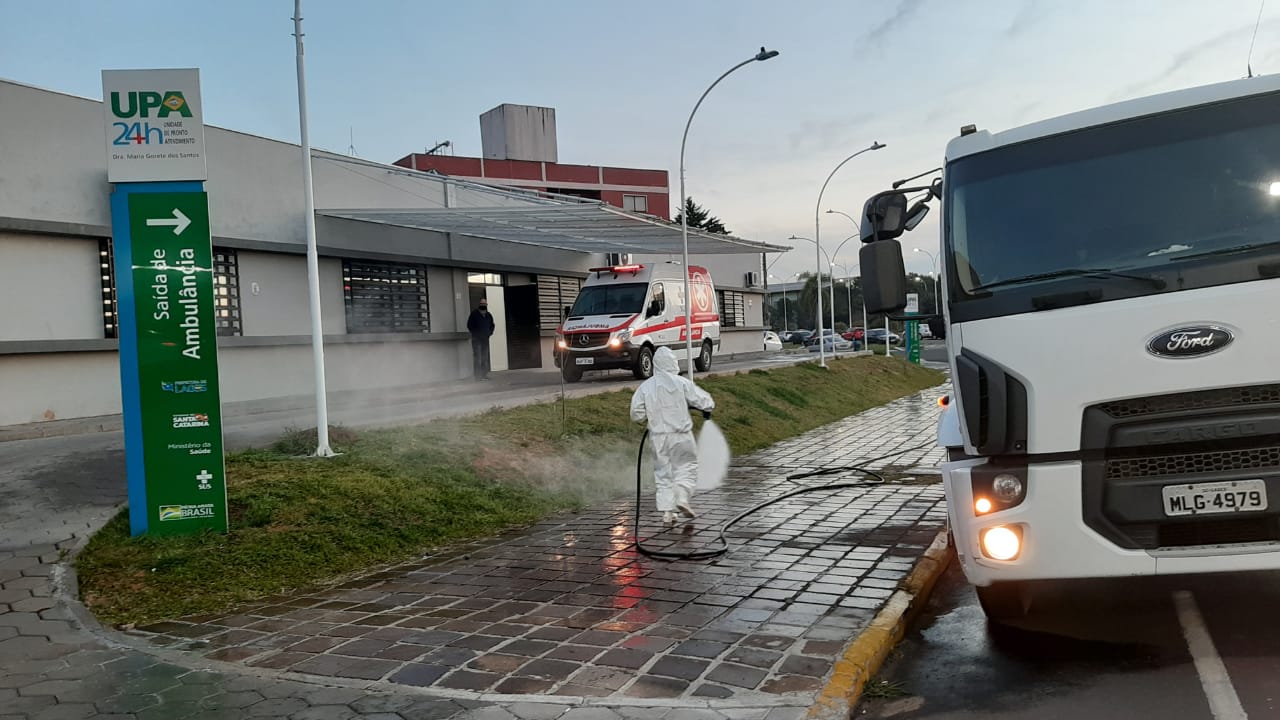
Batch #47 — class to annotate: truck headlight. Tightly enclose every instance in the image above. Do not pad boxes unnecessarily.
[980,526,1022,561]
[557,338,568,350]
[992,474,1024,503]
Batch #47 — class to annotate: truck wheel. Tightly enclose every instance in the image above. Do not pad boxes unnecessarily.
[976,581,1031,622]
[694,341,713,372]
[633,346,654,380]
[561,363,583,383]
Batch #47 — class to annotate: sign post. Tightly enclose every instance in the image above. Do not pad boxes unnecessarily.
[905,292,921,365]
[104,69,226,536]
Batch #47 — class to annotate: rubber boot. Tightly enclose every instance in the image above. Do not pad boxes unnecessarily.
[675,487,696,519]
[663,511,677,526]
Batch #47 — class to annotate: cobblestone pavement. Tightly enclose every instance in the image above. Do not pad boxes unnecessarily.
[1,385,948,719]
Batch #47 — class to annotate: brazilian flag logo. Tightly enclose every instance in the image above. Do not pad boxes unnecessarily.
[159,505,183,522]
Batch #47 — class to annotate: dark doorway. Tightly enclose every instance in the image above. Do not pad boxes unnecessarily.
[504,285,542,369]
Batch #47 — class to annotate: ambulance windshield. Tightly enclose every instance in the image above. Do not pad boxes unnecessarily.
[568,283,647,317]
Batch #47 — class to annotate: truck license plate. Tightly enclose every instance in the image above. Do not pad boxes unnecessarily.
[575,357,594,366]
[1162,479,1267,517]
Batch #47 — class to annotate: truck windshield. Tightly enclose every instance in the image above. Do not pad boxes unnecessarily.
[947,90,1280,316]
[568,283,647,317]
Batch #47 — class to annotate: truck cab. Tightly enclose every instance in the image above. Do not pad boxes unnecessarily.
[555,263,720,382]
[859,73,1280,620]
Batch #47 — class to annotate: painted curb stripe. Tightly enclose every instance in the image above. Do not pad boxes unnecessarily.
[808,529,952,720]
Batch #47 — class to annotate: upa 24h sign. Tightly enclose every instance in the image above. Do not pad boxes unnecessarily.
[104,68,226,536]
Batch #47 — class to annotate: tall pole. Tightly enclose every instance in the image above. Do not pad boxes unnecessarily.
[680,48,779,378]
[293,1,333,457]
[827,212,867,351]
[914,247,939,314]
[814,143,884,368]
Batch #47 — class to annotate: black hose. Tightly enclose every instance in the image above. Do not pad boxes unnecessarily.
[632,430,938,562]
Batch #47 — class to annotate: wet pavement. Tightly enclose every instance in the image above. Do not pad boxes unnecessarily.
[1,384,949,719]
[856,560,1280,719]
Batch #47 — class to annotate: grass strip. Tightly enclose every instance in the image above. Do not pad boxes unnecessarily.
[77,355,942,625]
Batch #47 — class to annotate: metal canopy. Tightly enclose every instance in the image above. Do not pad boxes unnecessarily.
[319,205,790,255]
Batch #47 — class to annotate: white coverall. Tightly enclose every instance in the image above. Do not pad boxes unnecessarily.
[629,347,716,512]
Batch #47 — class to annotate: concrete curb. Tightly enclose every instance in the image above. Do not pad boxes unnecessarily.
[807,529,953,720]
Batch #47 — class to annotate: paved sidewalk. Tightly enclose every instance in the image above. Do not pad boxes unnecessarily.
[1,385,948,720]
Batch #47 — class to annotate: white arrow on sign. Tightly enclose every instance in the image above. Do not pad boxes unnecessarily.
[146,208,192,235]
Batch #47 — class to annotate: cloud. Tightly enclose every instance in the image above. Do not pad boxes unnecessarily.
[860,0,927,48]
[1005,0,1050,38]
[1109,19,1280,101]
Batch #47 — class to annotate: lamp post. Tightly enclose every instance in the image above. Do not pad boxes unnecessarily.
[292,0,334,457]
[813,143,885,368]
[913,247,939,313]
[834,262,858,332]
[768,272,800,332]
[679,47,779,378]
[788,236,836,353]
[826,211,869,348]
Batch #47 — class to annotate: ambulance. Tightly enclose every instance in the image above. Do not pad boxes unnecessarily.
[554,263,720,382]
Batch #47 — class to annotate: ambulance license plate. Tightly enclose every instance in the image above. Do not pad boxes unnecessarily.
[575,357,594,366]
[1162,479,1267,517]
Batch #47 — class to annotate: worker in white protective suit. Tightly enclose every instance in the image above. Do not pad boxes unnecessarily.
[630,347,716,525]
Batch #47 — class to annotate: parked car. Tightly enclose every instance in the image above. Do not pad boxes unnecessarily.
[804,329,840,347]
[865,328,902,345]
[807,338,856,353]
[763,331,783,352]
[842,327,865,341]
[918,323,933,339]
[786,329,813,345]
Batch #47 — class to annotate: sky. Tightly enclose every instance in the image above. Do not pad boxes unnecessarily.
[3,0,1279,280]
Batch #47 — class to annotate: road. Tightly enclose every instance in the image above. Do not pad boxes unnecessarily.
[857,561,1280,719]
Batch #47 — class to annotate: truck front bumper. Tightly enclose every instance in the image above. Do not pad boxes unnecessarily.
[946,460,1280,586]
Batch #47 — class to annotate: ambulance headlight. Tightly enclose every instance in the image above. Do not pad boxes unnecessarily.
[557,338,568,349]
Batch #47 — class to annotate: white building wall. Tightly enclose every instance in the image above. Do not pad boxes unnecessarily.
[0,233,103,341]
[236,252,345,336]
[0,352,121,425]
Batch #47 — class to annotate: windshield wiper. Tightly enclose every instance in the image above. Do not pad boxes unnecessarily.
[1167,240,1280,262]
[972,267,1166,293]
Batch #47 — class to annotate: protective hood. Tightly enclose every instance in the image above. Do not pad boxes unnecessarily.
[654,347,680,375]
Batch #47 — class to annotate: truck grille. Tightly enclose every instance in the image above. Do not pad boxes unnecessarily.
[1105,445,1280,479]
[1097,384,1280,418]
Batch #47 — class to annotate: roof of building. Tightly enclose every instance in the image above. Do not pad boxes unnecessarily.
[320,204,790,255]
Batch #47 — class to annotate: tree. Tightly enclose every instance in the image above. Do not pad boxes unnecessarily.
[673,197,730,235]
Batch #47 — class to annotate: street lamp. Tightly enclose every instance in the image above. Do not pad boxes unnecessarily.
[679,47,780,378]
[768,271,800,332]
[827,211,869,349]
[834,262,858,333]
[789,236,837,353]
[813,142,885,368]
[913,247,940,313]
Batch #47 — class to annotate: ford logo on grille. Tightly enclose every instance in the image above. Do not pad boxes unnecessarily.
[1147,326,1234,358]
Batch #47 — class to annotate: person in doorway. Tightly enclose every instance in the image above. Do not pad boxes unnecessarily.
[467,298,496,380]
[629,347,716,526]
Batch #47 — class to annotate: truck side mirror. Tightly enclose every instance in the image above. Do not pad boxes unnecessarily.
[904,200,930,231]
[563,305,571,319]
[860,192,910,242]
[646,300,661,318]
[859,240,908,314]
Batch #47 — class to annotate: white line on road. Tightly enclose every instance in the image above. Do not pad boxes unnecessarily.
[1173,590,1248,720]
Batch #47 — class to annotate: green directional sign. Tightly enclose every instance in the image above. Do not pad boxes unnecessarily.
[126,191,227,535]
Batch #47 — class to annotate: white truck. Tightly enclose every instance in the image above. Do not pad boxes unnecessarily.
[858,74,1280,620]
[555,262,720,382]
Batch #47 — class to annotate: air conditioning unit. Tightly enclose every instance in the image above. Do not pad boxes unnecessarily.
[745,271,762,288]
[606,253,633,266]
